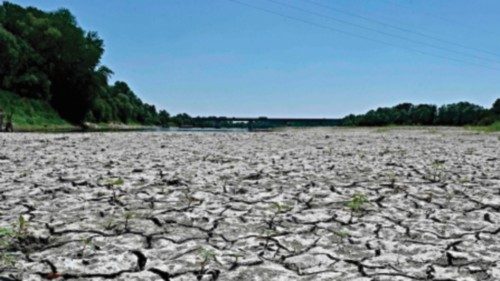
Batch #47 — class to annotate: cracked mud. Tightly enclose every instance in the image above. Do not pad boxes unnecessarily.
[1,128,499,281]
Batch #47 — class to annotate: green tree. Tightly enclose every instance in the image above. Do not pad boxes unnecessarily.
[492,99,500,116]
[158,110,170,126]
[410,104,436,125]
[0,2,170,126]
[436,102,488,126]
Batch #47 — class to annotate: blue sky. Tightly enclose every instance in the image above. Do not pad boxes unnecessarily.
[10,0,500,117]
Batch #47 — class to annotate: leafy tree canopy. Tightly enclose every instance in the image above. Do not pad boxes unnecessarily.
[342,101,497,126]
[0,2,170,126]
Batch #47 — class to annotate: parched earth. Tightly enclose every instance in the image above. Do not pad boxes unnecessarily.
[0,128,499,281]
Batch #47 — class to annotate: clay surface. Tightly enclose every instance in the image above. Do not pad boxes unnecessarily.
[0,128,499,280]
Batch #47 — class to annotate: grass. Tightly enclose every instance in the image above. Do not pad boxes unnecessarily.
[0,90,76,131]
[468,121,500,133]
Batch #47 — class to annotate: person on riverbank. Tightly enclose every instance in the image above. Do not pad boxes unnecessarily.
[4,112,13,132]
[0,109,4,132]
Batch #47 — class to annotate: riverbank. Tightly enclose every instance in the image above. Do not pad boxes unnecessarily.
[0,90,164,132]
[12,123,157,133]
[7,123,500,133]
[0,90,71,131]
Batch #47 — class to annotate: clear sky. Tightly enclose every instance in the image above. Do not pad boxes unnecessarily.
[9,0,500,117]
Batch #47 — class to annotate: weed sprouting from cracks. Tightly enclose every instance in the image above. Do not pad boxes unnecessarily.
[198,248,217,271]
[346,193,368,212]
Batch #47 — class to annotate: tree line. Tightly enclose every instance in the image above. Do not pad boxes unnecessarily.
[342,99,500,126]
[0,2,170,126]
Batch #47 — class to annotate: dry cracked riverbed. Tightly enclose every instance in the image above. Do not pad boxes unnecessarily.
[0,128,499,281]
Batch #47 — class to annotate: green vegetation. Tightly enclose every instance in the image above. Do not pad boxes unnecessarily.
[0,2,170,128]
[102,177,124,187]
[123,212,135,230]
[346,193,368,212]
[0,90,73,130]
[174,100,500,129]
[425,161,446,183]
[468,121,500,132]
[0,215,30,268]
[198,248,217,271]
[342,99,500,127]
[334,229,350,239]
[270,202,292,214]
[79,237,95,258]
[0,227,16,267]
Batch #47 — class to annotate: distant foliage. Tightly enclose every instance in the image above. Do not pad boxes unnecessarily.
[0,2,170,126]
[435,102,491,126]
[342,100,498,126]
[87,81,160,125]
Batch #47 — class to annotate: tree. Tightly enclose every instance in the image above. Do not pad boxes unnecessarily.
[411,104,436,125]
[492,99,500,116]
[394,103,414,125]
[0,2,171,126]
[436,102,487,126]
[158,110,170,127]
[0,2,104,123]
[341,101,494,127]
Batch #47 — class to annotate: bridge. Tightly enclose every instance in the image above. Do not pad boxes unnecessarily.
[190,117,343,128]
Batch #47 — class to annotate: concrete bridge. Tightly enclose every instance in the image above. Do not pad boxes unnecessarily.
[192,117,342,128]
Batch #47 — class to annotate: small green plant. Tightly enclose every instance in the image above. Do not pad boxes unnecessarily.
[0,250,15,268]
[334,229,350,238]
[0,227,15,246]
[17,215,28,237]
[114,178,124,186]
[1,216,29,243]
[457,176,470,184]
[270,202,292,214]
[386,171,397,188]
[79,237,95,258]
[227,253,244,264]
[101,178,125,201]
[258,228,277,250]
[0,215,28,268]
[101,218,116,231]
[346,193,368,212]
[104,178,124,187]
[0,228,15,266]
[427,160,445,182]
[124,212,135,229]
[198,248,216,271]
